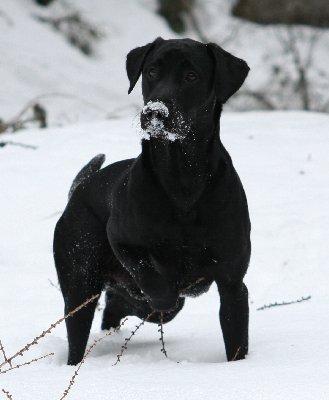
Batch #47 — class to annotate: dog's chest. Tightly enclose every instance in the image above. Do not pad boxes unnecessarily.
[148,242,214,297]
[107,239,215,301]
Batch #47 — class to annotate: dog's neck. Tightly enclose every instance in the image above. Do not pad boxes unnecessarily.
[141,110,223,212]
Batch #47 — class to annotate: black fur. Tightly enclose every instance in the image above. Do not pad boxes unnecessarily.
[53,38,251,365]
[68,154,105,200]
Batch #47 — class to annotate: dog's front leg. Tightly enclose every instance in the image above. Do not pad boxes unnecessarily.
[216,280,249,361]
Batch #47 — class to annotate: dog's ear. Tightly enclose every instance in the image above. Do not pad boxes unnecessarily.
[207,43,249,104]
[126,37,163,94]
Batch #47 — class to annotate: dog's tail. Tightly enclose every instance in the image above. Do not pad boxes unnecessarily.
[68,153,106,200]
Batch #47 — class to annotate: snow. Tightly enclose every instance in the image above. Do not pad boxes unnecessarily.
[142,101,170,117]
[1,111,329,399]
[1,0,329,398]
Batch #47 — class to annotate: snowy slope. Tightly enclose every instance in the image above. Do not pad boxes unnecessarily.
[1,111,329,399]
[0,0,177,124]
[2,0,329,127]
[1,1,329,398]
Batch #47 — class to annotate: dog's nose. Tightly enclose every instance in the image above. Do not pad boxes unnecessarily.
[143,108,163,119]
[141,100,170,131]
[142,100,169,120]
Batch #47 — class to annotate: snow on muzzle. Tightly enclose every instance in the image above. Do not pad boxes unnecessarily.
[140,100,188,142]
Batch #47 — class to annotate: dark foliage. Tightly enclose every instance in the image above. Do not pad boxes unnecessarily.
[232,0,329,28]
[35,13,103,56]
[35,0,55,6]
[158,0,194,33]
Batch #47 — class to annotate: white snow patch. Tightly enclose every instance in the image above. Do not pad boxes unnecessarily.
[1,111,329,399]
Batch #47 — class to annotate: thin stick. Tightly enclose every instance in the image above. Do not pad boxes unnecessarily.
[0,353,54,374]
[158,313,167,358]
[1,389,13,400]
[0,294,99,370]
[48,279,60,291]
[0,340,11,368]
[231,346,241,361]
[10,92,107,122]
[60,318,128,400]
[257,295,311,311]
[113,311,155,366]
[0,141,38,150]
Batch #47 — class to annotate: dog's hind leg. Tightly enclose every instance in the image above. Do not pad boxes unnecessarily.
[101,291,132,330]
[216,280,249,361]
[54,206,108,365]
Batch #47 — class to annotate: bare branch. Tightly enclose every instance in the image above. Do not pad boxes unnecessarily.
[257,295,311,311]
[0,294,99,370]
[0,341,11,368]
[60,318,128,400]
[305,29,321,69]
[231,346,241,361]
[0,141,37,150]
[0,103,47,134]
[237,90,276,110]
[0,353,54,374]
[158,313,168,358]
[1,389,13,400]
[113,311,156,366]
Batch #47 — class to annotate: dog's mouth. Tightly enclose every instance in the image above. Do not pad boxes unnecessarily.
[139,101,188,142]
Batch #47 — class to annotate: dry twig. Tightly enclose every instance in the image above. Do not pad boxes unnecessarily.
[1,389,13,400]
[158,313,167,358]
[238,89,275,110]
[257,295,311,311]
[231,346,241,361]
[0,141,37,150]
[0,353,54,375]
[0,103,47,134]
[0,294,99,370]
[60,318,128,400]
[113,311,156,366]
[0,340,11,368]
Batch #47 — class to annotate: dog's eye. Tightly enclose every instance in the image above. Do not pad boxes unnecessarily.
[147,67,158,79]
[185,71,199,82]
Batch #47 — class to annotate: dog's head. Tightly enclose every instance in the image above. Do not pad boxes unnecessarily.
[127,37,249,141]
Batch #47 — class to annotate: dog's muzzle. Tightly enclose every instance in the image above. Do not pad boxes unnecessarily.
[141,101,169,131]
[140,100,188,142]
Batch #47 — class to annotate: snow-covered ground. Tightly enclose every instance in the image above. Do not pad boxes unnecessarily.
[1,0,329,398]
[1,111,328,399]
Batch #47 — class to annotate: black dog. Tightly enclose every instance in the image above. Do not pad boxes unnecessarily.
[54,37,251,365]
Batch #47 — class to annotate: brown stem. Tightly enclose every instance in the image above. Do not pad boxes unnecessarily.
[60,318,128,400]
[231,346,241,361]
[1,389,13,400]
[0,294,99,370]
[113,311,156,366]
[0,353,54,374]
[158,313,168,358]
[0,340,12,369]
